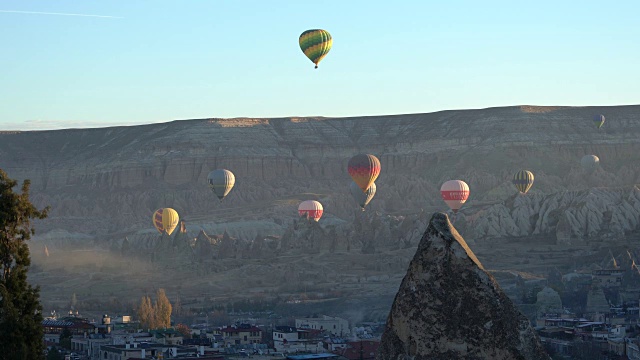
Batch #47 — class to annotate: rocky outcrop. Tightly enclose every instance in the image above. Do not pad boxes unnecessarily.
[462,186,640,242]
[376,212,549,360]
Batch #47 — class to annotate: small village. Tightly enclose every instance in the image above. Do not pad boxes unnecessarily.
[522,265,640,360]
[37,257,640,360]
[42,311,382,360]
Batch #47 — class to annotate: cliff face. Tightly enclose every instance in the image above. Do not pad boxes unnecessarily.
[376,212,549,360]
[1,105,639,238]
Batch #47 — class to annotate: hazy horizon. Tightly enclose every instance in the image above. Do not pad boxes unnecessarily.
[2,102,639,131]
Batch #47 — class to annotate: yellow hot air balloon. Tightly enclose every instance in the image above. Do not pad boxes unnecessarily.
[299,29,332,69]
[162,208,180,235]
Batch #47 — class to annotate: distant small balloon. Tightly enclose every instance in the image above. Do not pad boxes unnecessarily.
[350,181,376,211]
[440,180,470,213]
[152,208,180,235]
[581,155,600,173]
[207,169,235,201]
[512,170,534,194]
[298,200,323,222]
[593,114,605,129]
[348,154,381,193]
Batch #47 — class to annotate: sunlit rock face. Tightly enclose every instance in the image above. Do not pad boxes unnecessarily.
[2,105,640,239]
[376,212,550,360]
[464,186,640,242]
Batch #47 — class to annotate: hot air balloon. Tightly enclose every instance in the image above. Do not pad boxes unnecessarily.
[512,170,535,194]
[348,154,381,193]
[152,208,164,233]
[299,29,332,69]
[152,208,180,235]
[440,180,469,213]
[298,200,323,221]
[207,169,235,201]
[162,208,179,235]
[350,181,376,211]
[581,155,600,173]
[594,114,605,129]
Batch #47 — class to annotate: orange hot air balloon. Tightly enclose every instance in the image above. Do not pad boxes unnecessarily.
[152,208,164,233]
[440,180,470,213]
[348,154,381,192]
[298,200,323,222]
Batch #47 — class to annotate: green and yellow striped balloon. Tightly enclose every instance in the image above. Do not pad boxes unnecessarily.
[512,170,535,194]
[299,29,332,69]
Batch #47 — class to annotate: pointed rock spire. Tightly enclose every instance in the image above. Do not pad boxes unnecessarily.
[376,212,549,360]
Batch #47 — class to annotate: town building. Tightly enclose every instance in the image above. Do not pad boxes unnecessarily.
[214,323,263,346]
[272,326,324,353]
[296,315,349,337]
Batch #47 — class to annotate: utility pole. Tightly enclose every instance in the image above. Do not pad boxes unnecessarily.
[360,340,364,360]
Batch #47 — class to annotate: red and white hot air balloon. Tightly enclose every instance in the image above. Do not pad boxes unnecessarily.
[440,180,469,214]
[298,200,323,222]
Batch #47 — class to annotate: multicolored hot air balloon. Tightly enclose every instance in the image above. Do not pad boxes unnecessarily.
[440,180,469,214]
[350,181,376,211]
[594,114,605,129]
[512,170,535,194]
[207,169,235,201]
[152,208,180,235]
[153,208,164,233]
[298,200,323,221]
[299,29,332,69]
[581,155,600,173]
[348,154,381,193]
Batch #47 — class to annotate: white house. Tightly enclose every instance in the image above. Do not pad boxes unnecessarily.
[273,326,323,353]
[295,315,349,337]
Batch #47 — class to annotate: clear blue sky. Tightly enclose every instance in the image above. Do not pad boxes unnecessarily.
[1,0,638,130]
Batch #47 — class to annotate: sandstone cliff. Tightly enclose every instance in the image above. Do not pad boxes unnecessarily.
[0,105,638,239]
[376,212,549,360]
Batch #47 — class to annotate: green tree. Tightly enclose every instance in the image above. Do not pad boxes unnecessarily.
[0,170,49,360]
[59,328,72,350]
[46,347,63,360]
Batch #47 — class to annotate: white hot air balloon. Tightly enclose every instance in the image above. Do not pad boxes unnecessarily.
[298,200,323,221]
[440,180,470,214]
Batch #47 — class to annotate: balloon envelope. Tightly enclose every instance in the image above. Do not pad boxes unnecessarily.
[440,180,470,213]
[208,169,236,201]
[162,208,180,235]
[512,170,534,194]
[298,200,323,221]
[581,155,600,173]
[348,154,381,193]
[153,208,164,233]
[299,29,332,68]
[350,181,376,210]
[594,114,605,129]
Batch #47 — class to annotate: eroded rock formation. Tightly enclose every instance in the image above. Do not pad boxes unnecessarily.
[376,212,549,360]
